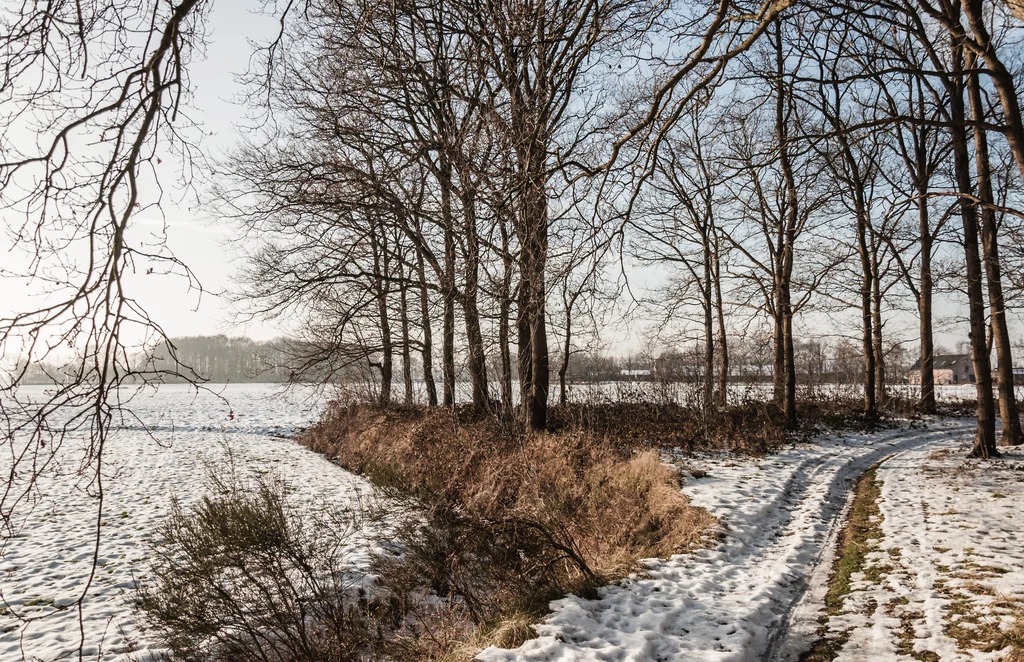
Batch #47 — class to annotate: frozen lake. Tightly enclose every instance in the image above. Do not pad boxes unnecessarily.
[0,383,374,662]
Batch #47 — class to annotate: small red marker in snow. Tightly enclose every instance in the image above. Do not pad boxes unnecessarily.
[228,410,235,421]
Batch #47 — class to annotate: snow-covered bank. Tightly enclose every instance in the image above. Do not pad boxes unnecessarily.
[478,421,978,662]
[0,384,375,662]
[788,435,1024,661]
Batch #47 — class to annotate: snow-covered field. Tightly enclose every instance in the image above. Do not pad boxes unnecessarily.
[0,384,374,662]
[4,383,1021,662]
[340,379,1000,407]
[560,382,1013,406]
[479,420,1024,662]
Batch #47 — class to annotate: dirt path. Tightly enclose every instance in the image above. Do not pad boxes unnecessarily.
[772,432,1024,662]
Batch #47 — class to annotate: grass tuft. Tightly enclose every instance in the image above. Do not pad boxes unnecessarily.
[825,465,884,616]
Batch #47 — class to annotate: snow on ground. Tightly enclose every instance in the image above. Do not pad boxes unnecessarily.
[561,382,1021,407]
[4,382,1020,662]
[780,435,1024,662]
[0,384,376,662]
[354,380,1007,408]
[478,420,981,662]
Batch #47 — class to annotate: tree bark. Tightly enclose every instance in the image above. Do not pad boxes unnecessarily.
[871,232,886,408]
[917,153,937,414]
[950,39,998,458]
[775,22,798,426]
[517,280,533,417]
[713,229,729,408]
[460,187,490,413]
[399,262,414,405]
[559,294,576,407]
[773,304,786,406]
[440,161,457,408]
[498,218,514,415]
[370,219,392,406]
[416,247,438,407]
[967,50,1023,446]
[516,132,550,430]
[702,230,715,413]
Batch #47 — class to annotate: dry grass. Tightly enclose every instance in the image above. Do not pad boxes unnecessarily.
[300,402,718,658]
[303,403,716,575]
[544,397,886,455]
[1001,613,1024,662]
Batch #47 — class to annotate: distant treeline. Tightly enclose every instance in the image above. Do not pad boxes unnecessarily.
[148,335,292,383]
[560,338,919,386]
[10,335,924,388]
[13,336,299,386]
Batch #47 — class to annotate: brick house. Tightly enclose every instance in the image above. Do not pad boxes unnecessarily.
[907,354,975,385]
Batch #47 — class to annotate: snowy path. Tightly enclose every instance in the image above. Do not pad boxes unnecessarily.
[785,434,1024,662]
[479,421,976,662]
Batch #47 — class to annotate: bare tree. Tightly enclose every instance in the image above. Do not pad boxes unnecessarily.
[633,97,729,413]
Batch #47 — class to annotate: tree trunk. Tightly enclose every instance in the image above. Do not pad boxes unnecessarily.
[960,0,1024,184]
[782,287,796,425]
[516,136,550,430]
[517,281,533,418]
[399,262,414,405]
[499,220,514,415]
[775,22,798,427]
[417,248,438,407]
[531,299,550,430]
[917,174,937,414]
[773,305,786,406]
[559,294,574,407]
[714,230,729,408]
[440,162,457,408]
[871,232,886,408]
[856,204,876,419]
[370,221,392,406]
[460,188,490,413]
[702,233,715,413]
[967,51,1023,446]
[950,39,998,458]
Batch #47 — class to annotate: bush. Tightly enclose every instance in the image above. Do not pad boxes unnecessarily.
[137,405,719,662]
[135,469,377,662]
[300,403,718,659]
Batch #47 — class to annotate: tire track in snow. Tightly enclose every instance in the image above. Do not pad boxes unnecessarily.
[763,422,975,662]
[477,421,974,662]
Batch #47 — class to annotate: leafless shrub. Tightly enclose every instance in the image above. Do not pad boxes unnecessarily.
[135,469,378,662]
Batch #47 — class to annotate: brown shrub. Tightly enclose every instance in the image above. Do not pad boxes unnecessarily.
[304,403,715,574]
[544,400,789,453]
[135,470,380,662]
[300,403,718,659]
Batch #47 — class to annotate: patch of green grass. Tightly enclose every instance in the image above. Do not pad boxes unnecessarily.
[825,466,884,616]
[798,629,851,662]
[801,465,889,661]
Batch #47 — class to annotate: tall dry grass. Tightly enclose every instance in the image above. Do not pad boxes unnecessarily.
[300,403,718,659]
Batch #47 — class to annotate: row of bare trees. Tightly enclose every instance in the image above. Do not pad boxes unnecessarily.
[215,0,653,429]
[211,0,1024,458]
[5,0,1024,488]
[12,0,1024,653]
[620,2,1024,460]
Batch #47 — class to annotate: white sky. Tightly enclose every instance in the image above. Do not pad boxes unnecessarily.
[132,1,283,341]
